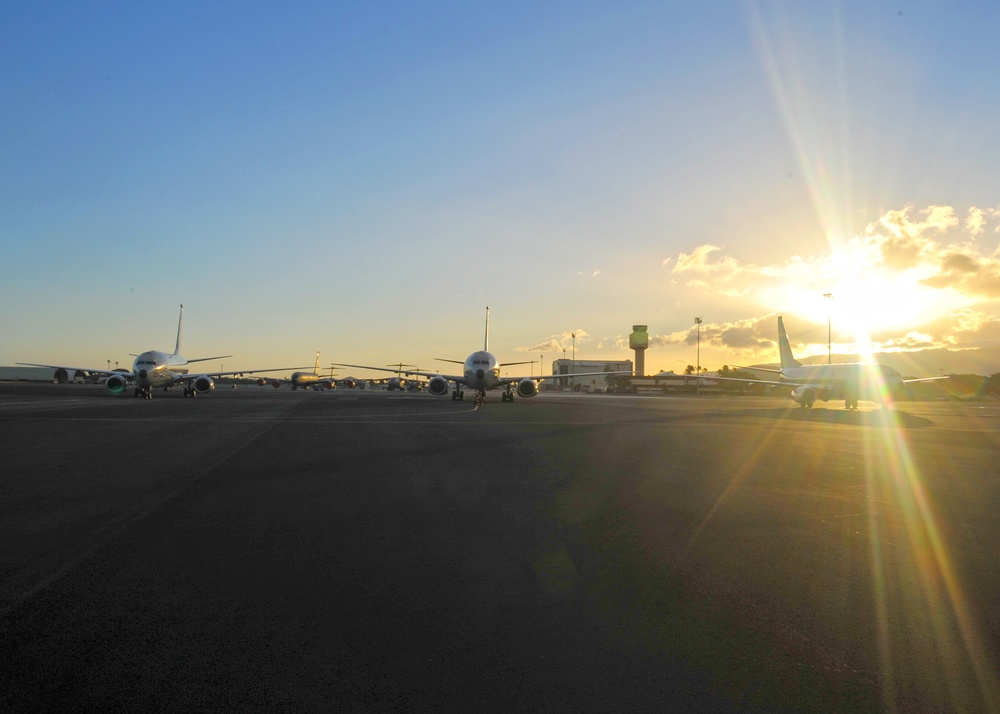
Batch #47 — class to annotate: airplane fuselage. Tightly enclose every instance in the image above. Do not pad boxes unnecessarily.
[290,372,327,389]
[778,362,906,403]
[132,350,189,389]
[463,350,501,392]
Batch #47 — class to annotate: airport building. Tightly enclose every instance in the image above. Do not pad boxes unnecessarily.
[548,359,633,391]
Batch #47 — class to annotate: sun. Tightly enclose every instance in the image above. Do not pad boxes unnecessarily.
[761,239,972,354]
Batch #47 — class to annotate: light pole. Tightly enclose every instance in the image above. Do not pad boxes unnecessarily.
[562,348,567,388]
[571,333,576,390]
[694,317,703,396]
[823,292,834,364]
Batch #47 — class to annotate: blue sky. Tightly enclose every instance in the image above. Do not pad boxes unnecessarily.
[4,2,1000,377]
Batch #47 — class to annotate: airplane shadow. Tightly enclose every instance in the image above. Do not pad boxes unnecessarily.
[718,406,933,429]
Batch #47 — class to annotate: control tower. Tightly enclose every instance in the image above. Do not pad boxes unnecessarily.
[629,325,648,377]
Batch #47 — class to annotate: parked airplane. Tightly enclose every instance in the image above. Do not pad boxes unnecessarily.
[713,316,945,409]
[275,353,356,390]
[333,307,630,404]
[19,305,307,400]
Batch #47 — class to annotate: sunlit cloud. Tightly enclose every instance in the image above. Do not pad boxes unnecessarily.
[518,329,591,354]
[666,205,1000,358]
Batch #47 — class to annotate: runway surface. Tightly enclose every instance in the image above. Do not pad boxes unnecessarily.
[2,383,999,712]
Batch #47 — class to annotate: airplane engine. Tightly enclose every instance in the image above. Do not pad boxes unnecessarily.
[193,376,215,394]
[342,379,356,389]
[104,374,129,395]
[791,386,816,407]
[516,378,539,398]
[427,376,450,396]
[256,378,267,387]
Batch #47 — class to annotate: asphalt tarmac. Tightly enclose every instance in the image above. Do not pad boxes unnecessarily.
[2,383,999,712]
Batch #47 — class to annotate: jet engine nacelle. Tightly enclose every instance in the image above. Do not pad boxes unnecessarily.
[192,376,215,393]
[791,386,816,406]
[427,375,450,396]
[516,378,540,398]
[105,374,129,395]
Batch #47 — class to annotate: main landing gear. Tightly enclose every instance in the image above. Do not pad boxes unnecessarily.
[451,389,465,401]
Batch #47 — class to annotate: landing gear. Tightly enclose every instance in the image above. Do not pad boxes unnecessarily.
[473,391,485,407]
[501,388,515,402]
[451,389,465,401]
[134,387,152,400]
[183,387,197,398]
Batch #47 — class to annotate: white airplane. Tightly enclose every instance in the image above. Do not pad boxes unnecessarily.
[19,304,307,400]
[274,353,356,390]
[333,307,631,403]
[712,316,946,409]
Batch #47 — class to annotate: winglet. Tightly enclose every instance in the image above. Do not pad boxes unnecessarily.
[314,351,321,375]
[777,316,801,369]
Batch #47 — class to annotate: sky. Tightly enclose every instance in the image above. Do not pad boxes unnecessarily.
[4,1,1000,378]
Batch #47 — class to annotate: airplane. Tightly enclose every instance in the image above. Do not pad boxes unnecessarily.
[384,364,416,391]
[19,304,308,400]
[269,353,357,390]
[333,307,631,404]
[709,316,946,409]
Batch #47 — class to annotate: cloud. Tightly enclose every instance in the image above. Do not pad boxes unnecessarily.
[967,207,987,236]
[644,316,775,354]
[672,244,745,276]
[666,204,1000,308]
[518,329,591,353]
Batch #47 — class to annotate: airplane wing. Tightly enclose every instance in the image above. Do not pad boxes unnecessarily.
[332,363,465,383]
[16,362,133,379]
[902,376,950,383]
[192,366,311,379]
[158,366,313,387]
[186,354,234,364]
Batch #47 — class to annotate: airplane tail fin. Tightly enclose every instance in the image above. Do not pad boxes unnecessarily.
[484,306,490,352]
[777,316,801,369]
[173,304,184,356]
[314,351,321,375]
